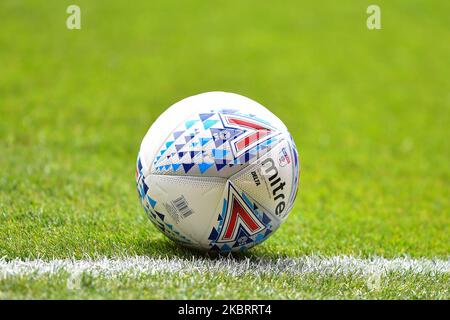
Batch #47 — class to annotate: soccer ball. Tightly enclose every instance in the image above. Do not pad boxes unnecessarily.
[136,92,300,252]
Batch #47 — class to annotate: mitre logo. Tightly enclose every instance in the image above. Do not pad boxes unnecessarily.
[261,157,286,216]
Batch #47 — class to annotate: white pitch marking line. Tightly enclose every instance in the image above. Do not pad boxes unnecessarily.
[0,255,448,279]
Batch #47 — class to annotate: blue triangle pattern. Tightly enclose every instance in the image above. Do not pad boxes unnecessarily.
[256,233,265,241]
[185,135,195,143]
[165,141,174,149]
[212,148,228,159]
[147,195,156,208]
[198,162,213,173]
[142,182,149,196]
[208,227,218,240]
[200,137,212,146]
[189,150,200,158]
[140,184,148,198]
[241,193,253,210]
[232,227,253,247]
[221,199,228,217]
[203,119,219,130]
[199,113,214,122]
[172,131,183,140]
[156,211,165,221]
[213,139,227,148]
[215,163,228,171]
[262,213,271,225]
[175,144,184,151]
[182,163,195,173]
[185,120,198,129]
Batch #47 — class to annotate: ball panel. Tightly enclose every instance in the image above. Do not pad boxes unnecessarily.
[140,91,289,178]
[136,156,195,245]
[150,109,284,178]
[230,134,298,221]
[138,171,226,246]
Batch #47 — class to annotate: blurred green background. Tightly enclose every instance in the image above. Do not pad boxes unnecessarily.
[0,0,449,260]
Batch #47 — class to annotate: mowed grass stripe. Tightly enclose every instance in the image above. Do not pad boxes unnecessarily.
[1,255,448,279]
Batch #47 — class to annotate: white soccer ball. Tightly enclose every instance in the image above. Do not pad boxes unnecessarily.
[136,92,300,252]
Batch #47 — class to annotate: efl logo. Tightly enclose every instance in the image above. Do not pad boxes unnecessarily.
[278,147,291,167]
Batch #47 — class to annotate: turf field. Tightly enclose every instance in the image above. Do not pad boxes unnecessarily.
[0,0,449,299]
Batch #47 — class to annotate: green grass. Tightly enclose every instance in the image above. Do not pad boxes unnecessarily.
[1,271,448,299]
[0,0,449,299]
